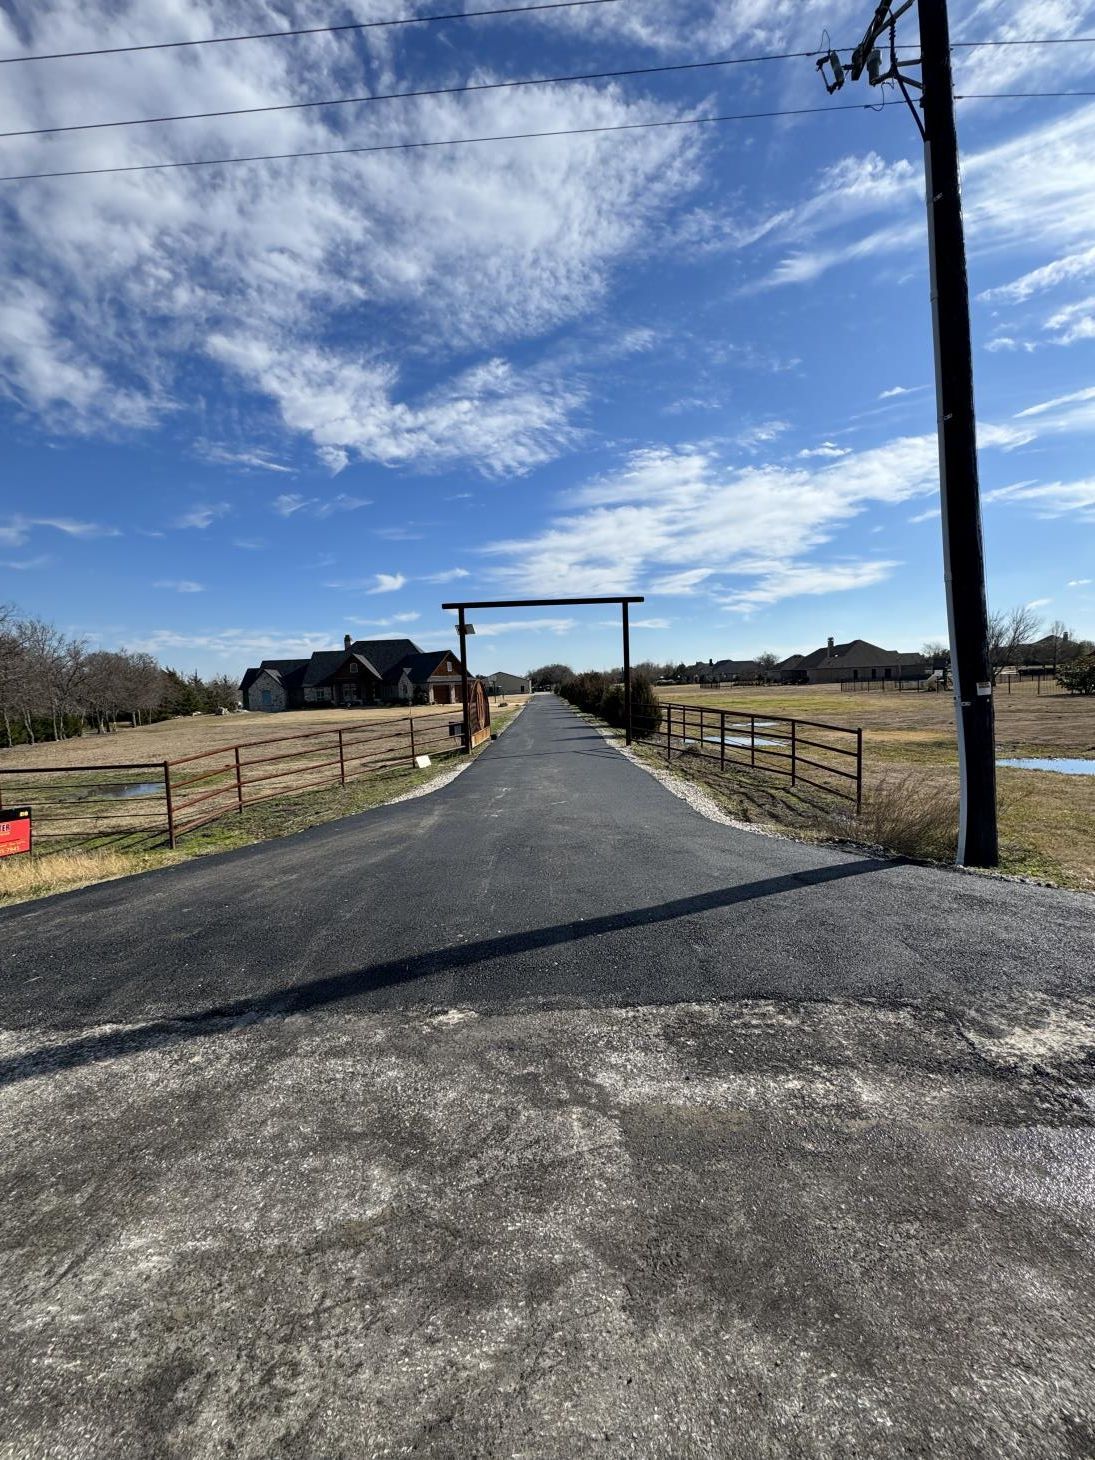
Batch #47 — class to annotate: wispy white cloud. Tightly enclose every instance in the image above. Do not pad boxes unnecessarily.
[1067,578,1091,587]
[198,444,294,474]
[0,555,52,571]
[174,503,230,530]
[154,579,205,593]
[979,244,1095,304]
[0,515,120,547]
[878,385,926,400]
[1016,385,1095,419]
[272,492,371,518]
[797,442,850,459]
[369,573,406,594]
[466,618,578,637]
[422,568,471,583]
[984,477,1095,520]
[718,560,899,614]
[348,612,421,628]
[482,420,1030,605]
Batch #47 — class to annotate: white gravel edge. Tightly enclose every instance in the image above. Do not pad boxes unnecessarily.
[385,701,528,806]
[589,719,784,839]
[589,711,1084,893]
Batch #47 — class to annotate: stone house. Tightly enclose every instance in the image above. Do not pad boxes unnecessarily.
[240,636,467,711]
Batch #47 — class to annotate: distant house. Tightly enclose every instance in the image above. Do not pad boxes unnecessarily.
[677,658,767,684]
[240,636,468,711]
[778,638,928,684]
[481,671,530,696]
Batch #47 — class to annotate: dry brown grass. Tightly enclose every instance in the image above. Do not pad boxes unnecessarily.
[652,683,1094,889]
[825,772,959,863]
[0,847,179,902]
[0,698,529,771]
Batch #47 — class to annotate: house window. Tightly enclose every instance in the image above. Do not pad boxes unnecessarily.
[261,689,272,707]
[349,662,358,674]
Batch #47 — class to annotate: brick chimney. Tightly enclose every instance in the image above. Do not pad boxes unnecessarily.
[827,636,835,654]
[344,634,352,651]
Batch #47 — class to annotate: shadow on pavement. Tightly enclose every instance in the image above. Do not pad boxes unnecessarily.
[0,856,889,1089]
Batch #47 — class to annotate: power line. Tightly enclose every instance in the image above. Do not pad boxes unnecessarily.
[0,89,1089,184]
[6,35,1093,142]
[951,36,1095,47]
[0,50,825,140]
[955,89,1095,98]
[0,102,873,182]
[0,0,622,65]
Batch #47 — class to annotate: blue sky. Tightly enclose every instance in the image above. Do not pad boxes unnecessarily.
[2,0,1094,679]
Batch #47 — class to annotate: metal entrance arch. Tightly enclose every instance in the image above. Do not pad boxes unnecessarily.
[440,596,646,750]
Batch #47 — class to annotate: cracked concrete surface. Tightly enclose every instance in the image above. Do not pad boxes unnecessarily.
[3,995,1095,1458]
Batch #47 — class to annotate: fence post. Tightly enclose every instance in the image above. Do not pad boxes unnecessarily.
[337,728,346,786]
[791,720,797,787]
[856,727,863,812]
[720,709,726,771]
[163,760,176,848]
[666,704,672,761]
[234,745,244,813]
[409,714,417,767]
[750,714,756,769]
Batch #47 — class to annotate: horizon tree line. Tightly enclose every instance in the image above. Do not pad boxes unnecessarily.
[0,603,239,748]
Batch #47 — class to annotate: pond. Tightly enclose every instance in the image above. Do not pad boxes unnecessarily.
[684,734,783,750]
[95,781,164,799]
[997,757,1095,776]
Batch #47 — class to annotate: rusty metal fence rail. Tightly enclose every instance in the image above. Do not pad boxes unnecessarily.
[0,762,169,854]
[0,710,477,858]
[658,702,862,808]
[164,713,467,842]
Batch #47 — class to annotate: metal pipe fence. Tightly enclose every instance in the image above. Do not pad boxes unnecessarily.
[658,702,863,808]
[0,709,479,858]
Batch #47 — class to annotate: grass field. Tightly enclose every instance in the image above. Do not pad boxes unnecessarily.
[0,700,527,905]
[651,683,1095,890]
[0,701,486,769]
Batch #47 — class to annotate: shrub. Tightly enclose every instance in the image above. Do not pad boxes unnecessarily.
[835,772,958,862]
[560,670,610,714]
[1057,655,1095,695]
[629,674,663,736]
[600,682,626,727]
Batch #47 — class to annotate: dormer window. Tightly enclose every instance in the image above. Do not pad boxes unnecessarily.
[349,662,358,674]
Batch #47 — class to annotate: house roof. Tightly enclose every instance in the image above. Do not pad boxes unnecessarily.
[239,659,308,694]
[301,650,349,687]
[812,639,926,669]
[349,637,422,677]
[243,638,427,694]
[387,649,453,685]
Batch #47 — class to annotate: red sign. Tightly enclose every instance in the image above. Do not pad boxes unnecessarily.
[0,807,32,858]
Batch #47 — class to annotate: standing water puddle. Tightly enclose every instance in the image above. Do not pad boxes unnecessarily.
[94,781,163,799]
[997,758,1095,776]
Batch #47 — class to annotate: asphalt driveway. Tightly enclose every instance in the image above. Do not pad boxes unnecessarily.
[1,695,1093,1457]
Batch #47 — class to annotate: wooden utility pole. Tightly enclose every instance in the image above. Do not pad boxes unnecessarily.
[815,0,998,866]
[919,0,997,866]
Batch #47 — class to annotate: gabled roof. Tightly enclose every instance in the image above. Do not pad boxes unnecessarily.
[386,649,452,685]
[240,659,308,693]
[813,639,925,669]
[349,637,422,677]
[302,650,349,687]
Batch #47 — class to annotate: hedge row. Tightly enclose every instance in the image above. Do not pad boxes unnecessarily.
[558,671,663,735]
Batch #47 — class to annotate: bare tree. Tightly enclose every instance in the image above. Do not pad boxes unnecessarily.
[986,605,1042,680]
